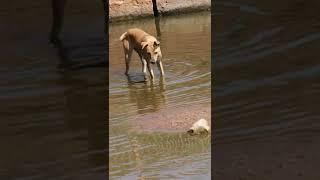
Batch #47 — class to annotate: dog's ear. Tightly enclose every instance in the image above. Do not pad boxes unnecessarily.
[141,42,148,49]
[154,40,160,47]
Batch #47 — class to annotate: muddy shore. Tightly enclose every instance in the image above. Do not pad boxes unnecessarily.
[109,0,211,22]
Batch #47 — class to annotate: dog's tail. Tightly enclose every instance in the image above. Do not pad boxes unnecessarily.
[119,32,127,41]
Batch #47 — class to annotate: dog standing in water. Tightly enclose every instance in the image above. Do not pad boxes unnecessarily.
[119,28,164,80]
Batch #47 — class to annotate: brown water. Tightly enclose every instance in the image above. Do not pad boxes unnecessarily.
[213,0,320,179]
[109,12,211,179]
[1,1,107,179]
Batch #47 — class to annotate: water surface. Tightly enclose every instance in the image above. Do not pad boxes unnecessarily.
[109,12,211,179]
[213,0,320,179]
[0,1,107,179]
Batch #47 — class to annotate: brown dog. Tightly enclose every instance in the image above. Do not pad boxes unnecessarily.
[119,28,164,79]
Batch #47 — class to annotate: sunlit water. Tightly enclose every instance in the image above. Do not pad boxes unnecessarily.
[213,0,320,179]
[0,1,107,179]
[109,12,211,179]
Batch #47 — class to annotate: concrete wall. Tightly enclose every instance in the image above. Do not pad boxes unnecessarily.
[109,0,211,22]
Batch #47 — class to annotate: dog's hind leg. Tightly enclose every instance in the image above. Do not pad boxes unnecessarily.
[123,40,133,75]
[139,55,148,81]
[124,51,132,75]
[138,54,147,75]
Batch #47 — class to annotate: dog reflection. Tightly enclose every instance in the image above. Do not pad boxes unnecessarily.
[127,75,166,114]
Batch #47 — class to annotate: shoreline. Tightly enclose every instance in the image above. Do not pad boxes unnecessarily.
[109,0,211,23]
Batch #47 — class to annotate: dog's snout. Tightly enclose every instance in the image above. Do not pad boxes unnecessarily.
[150,59,156,64]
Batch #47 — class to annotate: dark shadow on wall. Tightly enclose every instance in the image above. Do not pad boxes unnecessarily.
[50,0,107,70]
[50,0,107,44]
[151,0,161,39]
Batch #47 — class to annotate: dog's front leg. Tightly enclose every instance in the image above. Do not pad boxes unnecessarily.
[147,62,155,80]
[139,54,148,80]
[157,60,165,76]
[141,59,147,75]
[142,59,148,80]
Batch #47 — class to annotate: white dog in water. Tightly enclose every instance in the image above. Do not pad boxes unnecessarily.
[187,118,210,135]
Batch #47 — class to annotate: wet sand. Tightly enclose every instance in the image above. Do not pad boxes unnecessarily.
[131,104,211,132]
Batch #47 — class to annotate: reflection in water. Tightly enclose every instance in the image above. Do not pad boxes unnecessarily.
[213,0,320,179]
[0,1,106,179]
[58,72,107,171]
[127,75,167,114]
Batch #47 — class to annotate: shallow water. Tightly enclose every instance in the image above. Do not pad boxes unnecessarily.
[109,12,211,179]
[213,0,320,179]
[0,1,107,179]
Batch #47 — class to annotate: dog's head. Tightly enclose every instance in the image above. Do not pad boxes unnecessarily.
[141,40,161,64]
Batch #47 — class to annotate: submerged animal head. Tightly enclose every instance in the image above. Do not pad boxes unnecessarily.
[187,118,210,135]
[141,39,161,64]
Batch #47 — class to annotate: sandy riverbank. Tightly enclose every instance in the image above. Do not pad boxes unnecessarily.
[109,0,211,22]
